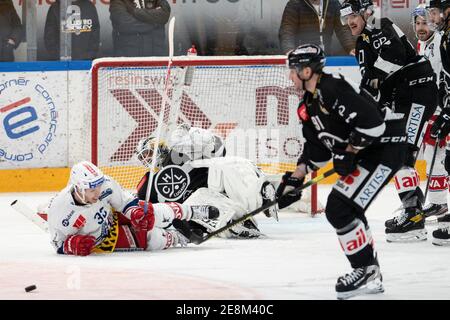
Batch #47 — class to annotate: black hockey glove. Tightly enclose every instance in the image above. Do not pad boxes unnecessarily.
[276,172,305,210]
[445,150,450,175]
[430,109,450,139]
[332,148,357,176]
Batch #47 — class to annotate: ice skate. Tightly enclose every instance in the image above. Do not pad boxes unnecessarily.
[336,264,384,300]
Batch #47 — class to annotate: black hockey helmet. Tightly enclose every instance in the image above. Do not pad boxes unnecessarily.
[340,0,374,24]
[428,0,441,9]
[440,0,450,10]
[287,44,326,74]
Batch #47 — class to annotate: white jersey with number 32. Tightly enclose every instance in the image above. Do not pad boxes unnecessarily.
[47,176,136,253]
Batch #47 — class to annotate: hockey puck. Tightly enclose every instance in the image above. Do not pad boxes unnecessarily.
[25,285,37,292]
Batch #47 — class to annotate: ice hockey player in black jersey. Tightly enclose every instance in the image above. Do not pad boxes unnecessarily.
[428,0,450,245]
[276,44,408,299]
[340,0,438,242]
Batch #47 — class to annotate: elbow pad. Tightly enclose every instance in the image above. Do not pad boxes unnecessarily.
[349,130,376,150]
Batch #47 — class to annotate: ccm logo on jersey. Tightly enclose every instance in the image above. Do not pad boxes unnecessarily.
[409,76,434,86]
[380,136,407,143]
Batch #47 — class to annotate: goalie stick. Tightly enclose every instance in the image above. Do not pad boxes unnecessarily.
[190,168,336,245]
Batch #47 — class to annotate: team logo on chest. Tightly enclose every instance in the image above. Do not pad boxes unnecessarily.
[155,165,190,201]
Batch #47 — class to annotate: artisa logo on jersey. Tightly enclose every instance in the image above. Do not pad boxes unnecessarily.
[155,165,190,201]
[0,77,58,162]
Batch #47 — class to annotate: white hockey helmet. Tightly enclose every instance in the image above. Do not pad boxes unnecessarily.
[135,136,170,169]
[70,161,105,203]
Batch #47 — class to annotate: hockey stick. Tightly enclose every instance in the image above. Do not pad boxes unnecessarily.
[10,200,49,232]
[424,138,440,201]
[144,16,176,206]
[191,168,336,245]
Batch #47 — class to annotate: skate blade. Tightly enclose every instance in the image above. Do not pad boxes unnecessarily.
[432,238,450,246]
[425,214,447,225]
[336,280,384,300]
[385,229,427,243]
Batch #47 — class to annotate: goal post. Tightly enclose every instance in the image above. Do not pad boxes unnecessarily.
[90,55,321,214]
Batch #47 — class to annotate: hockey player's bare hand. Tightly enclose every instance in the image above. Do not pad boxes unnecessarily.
[332,148,357,176]
[63,234,96,256]
[276,172,305,210]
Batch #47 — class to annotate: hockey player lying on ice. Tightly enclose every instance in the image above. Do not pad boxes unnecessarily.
[46,161,219,256]
[134,124,279,240]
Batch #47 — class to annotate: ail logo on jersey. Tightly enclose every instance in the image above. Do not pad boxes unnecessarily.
[338,227,368,255]
[73,214,86,229]
[394,168,420,192]
[334,166,370,198]
[155,165,190,201]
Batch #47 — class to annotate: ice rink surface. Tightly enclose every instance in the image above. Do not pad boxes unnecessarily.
[1,183,450,300]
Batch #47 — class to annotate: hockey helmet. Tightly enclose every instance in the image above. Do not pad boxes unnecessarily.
[70,161,105,203]
[340,0,374,25]
[287,44,326,74]
[411,4,436,33]
[135,136,170,169]
[427,0,441,9]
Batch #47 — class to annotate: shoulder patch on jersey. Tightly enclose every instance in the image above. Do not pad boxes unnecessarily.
[361,34,370,43]
[297,103,309,121]
[99,188,113,201]
[73,214,86,229]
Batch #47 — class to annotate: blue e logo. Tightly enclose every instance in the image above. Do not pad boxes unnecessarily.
[3,106,40,139]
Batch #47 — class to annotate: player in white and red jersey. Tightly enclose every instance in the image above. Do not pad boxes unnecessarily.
[47,161,218,256]
[412,3,449,221]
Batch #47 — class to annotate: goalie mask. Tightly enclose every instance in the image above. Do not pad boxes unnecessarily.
[136,136,170,169]
[70,161,105,204]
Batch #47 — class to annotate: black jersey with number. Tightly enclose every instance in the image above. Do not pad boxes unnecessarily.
[297,72,405,171]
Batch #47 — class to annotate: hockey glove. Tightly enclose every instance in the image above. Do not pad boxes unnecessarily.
[64,234,96,256]
[430,109,450,139]
[130,201,155,232]
[332,148,357,176]
[445,150,450,175]
[276,172,305,210]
